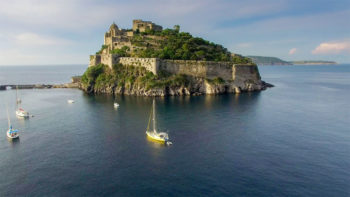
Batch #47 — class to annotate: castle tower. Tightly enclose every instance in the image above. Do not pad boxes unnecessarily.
[109,22,119,36]
[104,22,120,46]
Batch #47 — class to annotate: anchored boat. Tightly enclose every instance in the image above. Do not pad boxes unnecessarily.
[15,86,29,118]
[146,99,172,145]
[7,108,19,139]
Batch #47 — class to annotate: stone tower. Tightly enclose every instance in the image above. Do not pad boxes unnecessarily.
[104,22,122,47]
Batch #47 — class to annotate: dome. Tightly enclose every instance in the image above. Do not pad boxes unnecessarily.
[110,22,119,31]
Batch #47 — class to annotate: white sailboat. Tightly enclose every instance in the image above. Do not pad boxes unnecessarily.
[7,107,19,139]
[146,99,172,145]
[114,102,119,108]
[15,86,30,118]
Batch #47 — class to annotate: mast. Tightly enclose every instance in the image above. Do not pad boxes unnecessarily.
[153,99,157,133]
[16,86,18,108]
[146,102,153,132]
[6,106,11,128]
[16,85,21,108]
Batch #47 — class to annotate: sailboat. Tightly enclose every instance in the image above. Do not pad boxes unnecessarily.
[15,86,30,118]
[146,99,172,145]
[7,107,19,139]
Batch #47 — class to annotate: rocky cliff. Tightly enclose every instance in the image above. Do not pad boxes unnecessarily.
[80,63,271,96]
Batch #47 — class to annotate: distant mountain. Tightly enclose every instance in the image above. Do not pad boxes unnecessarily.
[292,61,337,65]
[247,56,338,66]
[247,56,292,65]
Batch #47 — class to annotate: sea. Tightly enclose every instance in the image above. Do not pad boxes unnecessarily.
[0,64,349,196]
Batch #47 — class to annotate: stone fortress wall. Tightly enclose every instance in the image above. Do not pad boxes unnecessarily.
[118,57,159,75]
[89,55,260,82]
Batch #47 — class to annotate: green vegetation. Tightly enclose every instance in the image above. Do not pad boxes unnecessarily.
[128,26,252,63]
[81,63,190,91]
[111,46,130,57]
[96,45,108,55]
[247,56,291,65]
[206,77,225,85]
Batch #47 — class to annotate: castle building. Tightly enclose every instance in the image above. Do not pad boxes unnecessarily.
[132,19,163,32]
[102,20,163,53]
[89,20,260,86]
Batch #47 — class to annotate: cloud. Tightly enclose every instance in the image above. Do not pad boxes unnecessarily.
[0,0,118,31]
[312,41,350,54]
[14,33,72,46]
[289,48,297,55]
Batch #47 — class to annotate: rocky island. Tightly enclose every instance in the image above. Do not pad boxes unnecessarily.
[81,20,271,96]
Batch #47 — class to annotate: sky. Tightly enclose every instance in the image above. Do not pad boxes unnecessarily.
[0,0,349,65]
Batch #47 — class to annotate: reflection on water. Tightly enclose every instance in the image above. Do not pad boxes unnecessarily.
[0,65,350,196]
[7,138,20,147]
[146,136,167,147]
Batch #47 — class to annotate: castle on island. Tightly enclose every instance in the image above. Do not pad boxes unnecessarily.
[89,20,260,84]
[103,19,162,53]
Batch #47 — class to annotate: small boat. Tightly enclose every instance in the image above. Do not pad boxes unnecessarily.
[67,99,75,104]
[145,99,171,145]
[7,126,19,139]
[6,108,19,139]
[15,86,29,118]
[16,108,30,118]
[114,103,119,108]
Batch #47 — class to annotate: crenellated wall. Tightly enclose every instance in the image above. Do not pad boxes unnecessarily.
[88,54,260,83]
[158,60,233,81]
[118,57,158,75]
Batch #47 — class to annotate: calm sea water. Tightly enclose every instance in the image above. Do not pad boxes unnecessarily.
[0,65,349,196]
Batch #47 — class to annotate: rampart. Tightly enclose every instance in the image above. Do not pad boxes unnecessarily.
[158,60,233,81]
[89,54,260,82]
[118,57,159,74]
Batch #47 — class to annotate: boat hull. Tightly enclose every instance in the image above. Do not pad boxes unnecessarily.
[146,131,166,143]
[7,130,19,139]
[16,110,29,118]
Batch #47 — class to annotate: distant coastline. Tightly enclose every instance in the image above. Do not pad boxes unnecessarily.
[248,55,338,66]
[291,61,337,65]
[247,56,292,65]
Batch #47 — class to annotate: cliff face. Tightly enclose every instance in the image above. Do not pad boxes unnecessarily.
[80,64,271,96]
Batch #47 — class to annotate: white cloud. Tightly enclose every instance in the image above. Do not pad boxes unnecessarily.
[0,49,38,64]
[289,48,297,55]
[312,41,350,54]
[14,33,72,46]
[0,48,86,65]
[0,0,289,32]
[0,0,118,31]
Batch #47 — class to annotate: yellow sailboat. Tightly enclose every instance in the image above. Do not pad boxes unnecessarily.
[146,99,172,145]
